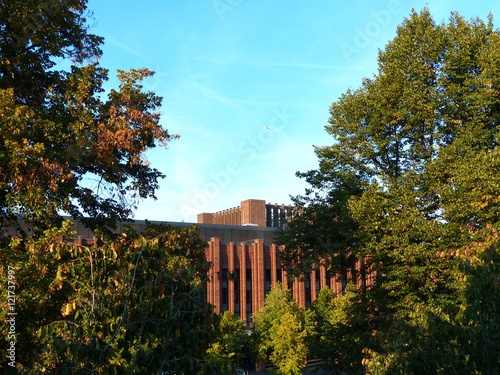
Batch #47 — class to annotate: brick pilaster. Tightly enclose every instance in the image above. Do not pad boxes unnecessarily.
[297,279,305,307]
[254,239,265,312]
[240,243,247,324]
[282,269,288,290]
[310,269,317,302]
[211,237,221,314]
[228,242,235,314]
[271,244,278,286]
[251,243,258,319]
[320,264,327,290]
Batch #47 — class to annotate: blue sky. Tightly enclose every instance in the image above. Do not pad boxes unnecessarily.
[86,0,500,223]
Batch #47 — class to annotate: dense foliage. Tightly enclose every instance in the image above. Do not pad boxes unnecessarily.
[0,1,222,374]
[0,223,216,374]
[307,285,375,374]
[277,8,500,374]
[200,311,251,375]
[0,0,177,235]
[252,284,310,375]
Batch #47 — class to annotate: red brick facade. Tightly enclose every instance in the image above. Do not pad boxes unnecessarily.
[205,237,375,324]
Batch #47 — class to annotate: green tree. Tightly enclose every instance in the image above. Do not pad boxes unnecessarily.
[0,223,215,374]
[269,311,308,375]
[0,0,177,235]
[252,284,310,375]
[454,225,500,373]
[347,10,500,373]
[288,8,500,373]
[308,285,374,374]
[274,170,363,285]
[200,311,250,375]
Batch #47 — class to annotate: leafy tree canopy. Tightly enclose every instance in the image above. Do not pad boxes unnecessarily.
[279,8,500,373]
[308,285,374,374]
[0,223,215,374]
[200,311,250,375]
[0,0,178,235]
[252,284,310,375]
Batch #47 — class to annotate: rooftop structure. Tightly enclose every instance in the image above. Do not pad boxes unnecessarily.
[197,199,299,228]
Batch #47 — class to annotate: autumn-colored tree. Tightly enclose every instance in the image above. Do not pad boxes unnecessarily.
[0,0,177,235]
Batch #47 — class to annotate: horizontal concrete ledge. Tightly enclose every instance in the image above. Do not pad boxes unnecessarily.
[63,217,278,245]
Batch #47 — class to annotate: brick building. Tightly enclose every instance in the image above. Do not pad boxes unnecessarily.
[57,198,374,325]
[199,199,374,324]
[204,237,371,324]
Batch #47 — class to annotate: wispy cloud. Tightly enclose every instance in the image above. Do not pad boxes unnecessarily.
[189,81,322,111]
[103,35,152,62]
[190,81,245,111]
[248,61,367,70]
[188,81,278,126]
